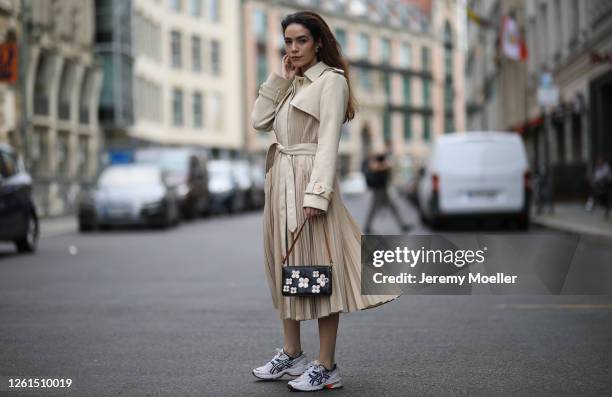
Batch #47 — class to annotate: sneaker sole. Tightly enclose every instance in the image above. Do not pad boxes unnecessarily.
[252,366,308,381]
[288,380,343,391]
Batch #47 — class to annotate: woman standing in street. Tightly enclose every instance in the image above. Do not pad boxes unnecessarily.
[250,11,400,391]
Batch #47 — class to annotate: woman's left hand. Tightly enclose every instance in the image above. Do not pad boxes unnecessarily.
[304,207,324,218]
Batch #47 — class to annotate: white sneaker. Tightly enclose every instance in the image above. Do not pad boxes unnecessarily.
[287,360,343,391]
[252,348,310,380]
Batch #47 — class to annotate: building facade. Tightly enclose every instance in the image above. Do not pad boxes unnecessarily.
[0,0,103,217]
[524,0,612,199]
[96,0,244,159]
[466,0,612,199]
[243,0,466,178]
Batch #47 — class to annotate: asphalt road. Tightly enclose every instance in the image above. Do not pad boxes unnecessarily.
[1,193,611,396]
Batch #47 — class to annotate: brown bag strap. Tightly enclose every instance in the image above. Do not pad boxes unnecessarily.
[281,217,333,266]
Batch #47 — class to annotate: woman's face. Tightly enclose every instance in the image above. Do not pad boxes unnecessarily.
[284,23,320,69]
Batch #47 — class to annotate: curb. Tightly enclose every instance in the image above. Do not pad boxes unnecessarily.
[532,216,612,241]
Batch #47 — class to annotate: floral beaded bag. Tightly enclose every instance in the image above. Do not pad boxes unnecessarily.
[281,217,333,297]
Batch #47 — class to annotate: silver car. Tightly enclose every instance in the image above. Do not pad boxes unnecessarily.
[78,164,180,230]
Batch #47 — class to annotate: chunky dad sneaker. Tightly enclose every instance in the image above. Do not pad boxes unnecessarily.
[252,348,310,380]
[287,360,343,391]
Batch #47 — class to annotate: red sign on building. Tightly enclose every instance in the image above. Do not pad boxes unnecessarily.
[0,42,17,84]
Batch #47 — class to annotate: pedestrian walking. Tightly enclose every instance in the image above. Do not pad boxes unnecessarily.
[250,11,400,392]
[363,149,412,234]
[586,157,611,218]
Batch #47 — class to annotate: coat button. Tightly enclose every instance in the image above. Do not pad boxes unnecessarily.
[314,183,323,194]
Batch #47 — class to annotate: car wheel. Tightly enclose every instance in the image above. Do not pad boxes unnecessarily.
[15,213,39,253]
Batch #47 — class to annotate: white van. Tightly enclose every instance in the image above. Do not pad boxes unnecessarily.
[417,132,531,229]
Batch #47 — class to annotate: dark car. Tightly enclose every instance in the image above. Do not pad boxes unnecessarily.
[135,148,210,219]
[78,164,180,230]
[0,144,39,253]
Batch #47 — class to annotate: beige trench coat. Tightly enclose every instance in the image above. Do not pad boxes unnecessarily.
[251,60,400,321]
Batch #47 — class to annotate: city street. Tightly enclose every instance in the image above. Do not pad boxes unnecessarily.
[1,194,611,396]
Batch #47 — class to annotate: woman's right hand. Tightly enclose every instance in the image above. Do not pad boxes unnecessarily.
[281,54,300,80]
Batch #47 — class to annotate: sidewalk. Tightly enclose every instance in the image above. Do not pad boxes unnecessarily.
[531,202,612,240]
[39,215,77,238]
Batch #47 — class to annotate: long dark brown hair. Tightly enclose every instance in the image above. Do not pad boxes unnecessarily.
[281,11,357,123]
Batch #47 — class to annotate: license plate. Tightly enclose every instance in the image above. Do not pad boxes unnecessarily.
[467,190,497,198]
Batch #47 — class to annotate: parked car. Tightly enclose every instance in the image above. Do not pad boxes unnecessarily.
[134,148,209,219]
[249,163,265,209]
[207,160,240,214]
[417,132,531,229]
[232,159,259,211]
[78,164,180,230]
[0,144,39,253]
[340,172,367,196]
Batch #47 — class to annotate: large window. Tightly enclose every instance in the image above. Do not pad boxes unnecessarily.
[193,91,203,129]
[380,38,391,64]
[335,28,347,51]
[383,73,391,96]
[189,0,201,17]
[358,68,371,90]
[423,116,430,141]
[358,33,369,59]
[421,47,430,71]
[253,10,267,42]
[422,79,431,106]
[209,0,220,22]
[400,42,411,67]
[210,40,221,75]
[383,110,391,143]
[172,88,183,126]
[403,76,411,104]
[404,114,412,140]
[191,35,202,71]
[169,0,182,12]
[171,30,182,68]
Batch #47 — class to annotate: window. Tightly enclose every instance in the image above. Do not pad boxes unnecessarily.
[383,110,391,143]
[358,68,371,90]
[253,10,267,42]
[209,0,220,22]
[380,38,391,64]
[403,76,411,104]
[444,83,453,111]
[383,73,391,96]
[335,28,347,51]
[358,33,369,59]
[257,51,267,86]
[172,88,183,126]
[404,114,411,140]
[422,79,431,106]
[192,35,202,71]
[210,40,221,75]
[445,114,454,134]
[423,116,430,141]
[169,0,182,12]
[421,47,430,71]
[209,93,223,130]
[171,30,182,68]
[400,42,411,67]
[193,91,203,128]
[189,0,201,16]
[444,49,453,77]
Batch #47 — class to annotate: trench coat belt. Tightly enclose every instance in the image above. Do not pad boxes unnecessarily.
[265,142,318,238]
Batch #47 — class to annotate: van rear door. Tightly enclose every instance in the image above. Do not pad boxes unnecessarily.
[436,138,527,214]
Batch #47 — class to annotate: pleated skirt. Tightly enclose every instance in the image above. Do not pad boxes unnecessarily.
[262,150,401,321]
